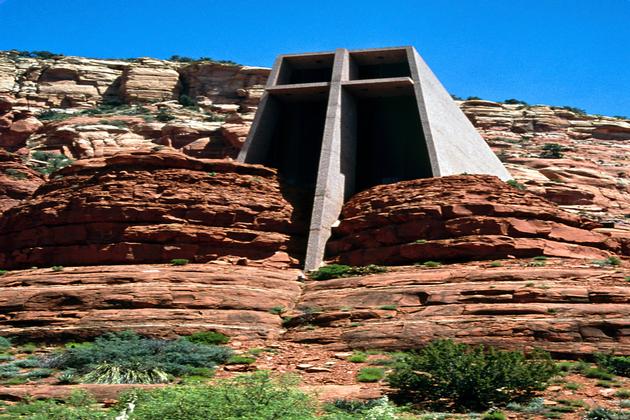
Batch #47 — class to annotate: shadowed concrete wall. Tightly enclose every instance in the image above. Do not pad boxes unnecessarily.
[238,46,511,271]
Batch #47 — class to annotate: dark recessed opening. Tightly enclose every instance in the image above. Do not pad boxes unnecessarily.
[354,94,432,191]
[350,50,412,80]
[265,95,328,188]
[277,54,334,84]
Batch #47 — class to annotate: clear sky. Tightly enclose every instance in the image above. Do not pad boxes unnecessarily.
[1,0,628,116]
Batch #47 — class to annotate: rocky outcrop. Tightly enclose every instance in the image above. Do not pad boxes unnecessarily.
[0,264,302,341]
[284,264,630,356]
[328,175,625,266]
[0,150,43,213]
[0,95,43,150]
[460,100,630,221]
[120,61,181,103]
[0,151,310,269]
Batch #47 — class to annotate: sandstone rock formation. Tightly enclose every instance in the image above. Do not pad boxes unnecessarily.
[0,150,43,213]
[284,264,630,356]
[0,151,309,269]
[328,175,626,267]
[0,264,302,341]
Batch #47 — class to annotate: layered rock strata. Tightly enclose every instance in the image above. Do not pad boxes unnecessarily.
[0,150,43,213]
[328,175,627,266]
[0,151,309,269]
[0,264,302,341]
[284,265,630,356]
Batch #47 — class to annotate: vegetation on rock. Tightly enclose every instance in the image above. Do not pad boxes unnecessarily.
[309,264,386,280]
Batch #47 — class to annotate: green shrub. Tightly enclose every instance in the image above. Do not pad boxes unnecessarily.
[482,411,506,420]
[309,264,386,280]
[57,370,77,384]
[30,151,73,175]
[347,352,368,363]
[421,261,441,268]
[584,407,627,419]
[23,368,55,379]
[184,331,229,345]
[20,343,37,353]
[5,168,28,180]
[117,371,317,419]
[37,110,72,121]
[597,354,630,377]
[170,258,189,266]
[379,305,397,310]
[13,358,40,368]
[0,363,19,379]
[490,261,503,267]
[357,367,385,382]
[81,362,169,384]
[614,389,630,398]
[1,390,109,419]
[506,179,525,190]
[0,337,11,349]
[0,354,13,362]
[226,355,256,365]
[584,367,614,380]
[325,398,383,414]
[42,331,232,382]
[178,94,196,108]
[540,143,565,159]
[269,306,285,315]
[593,257,622,267]
[504,99,528,105]
[387,339,558,411]
[156,109,176,122]
[51,265,64,272]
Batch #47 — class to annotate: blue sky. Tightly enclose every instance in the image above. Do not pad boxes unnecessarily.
[1,0,628,116]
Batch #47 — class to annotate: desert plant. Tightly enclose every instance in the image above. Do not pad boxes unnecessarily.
[0,390,109,419]
[357,367,385,383]
[584,407,627,419]
[0,363,19,379]
[540,143,565,159]
[592,256,622,267]
[156,109,175,122]
[41,331,232,381]
[584,367,615,380]
[482,411,506,420]
[504,98,528,105]
[82,362,169,384]
[0,337,11,350]
[421,261,441,268]
[387,339,557,411]
[269,306,285,315]
[596,354,630,377]
[347,352,368,363]
[51,265,64,272]
[117,371,317,419]
[5,168,28,180]
[506,179,525,190]
[37,110,73,121]
[226,355,256,365]
[23,368,55,379]
[309,264,386,280]
[184,331,229,345]
[170,258,189,266]
[13,358,40,368]
[30,151,73,175]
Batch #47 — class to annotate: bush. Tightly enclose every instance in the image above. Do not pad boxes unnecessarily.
[117,371,317,419]
[0,391,110,419]
[347,352,368,363]
[0,336,11,350]
[506,179,525,190]
[269,306,285,315]
[42,331,232,383]
[226,355,256,365]
[540,143,565,159]
[81,362,169,384]
[593,256,622,267]
[357,367,385,382]
[584,367,614,380]
[421,261,441,268]
[504,98,528,105]
[596,354,630,377]
[482,411,506,420]
[584,407,627,420]
[5,168,28,180]
[387,339,558,411]
[30,151,73,175]
[37,110,73,121]
[156,109,176,122]
[0,363,19,379]
[184,331,229,345]
[309,264,386,280]
[170,258,189,266]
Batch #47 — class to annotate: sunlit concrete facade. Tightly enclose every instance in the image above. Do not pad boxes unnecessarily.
[238,46,510,271]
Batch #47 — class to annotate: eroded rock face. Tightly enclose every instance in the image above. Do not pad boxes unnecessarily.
[0,151,309,269]
[0,150,43,213]
[328,175,625,266]
[0,264,302,341]
[284,264,630,356]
